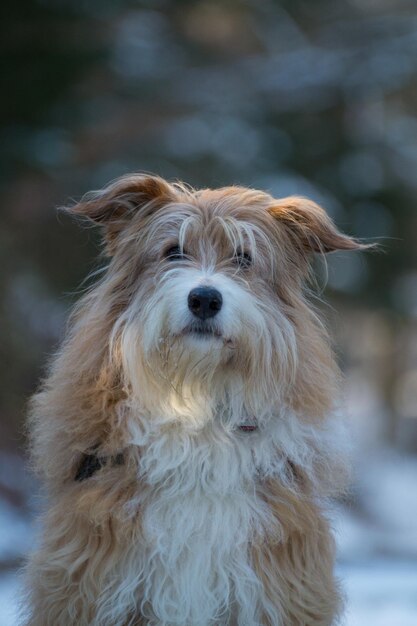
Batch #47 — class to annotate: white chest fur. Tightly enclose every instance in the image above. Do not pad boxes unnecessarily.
[141,437,270,625]
[125,417,291,626]
[123,413,345,626]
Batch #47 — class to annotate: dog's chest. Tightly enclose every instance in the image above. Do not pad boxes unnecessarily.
[134,429,274,626]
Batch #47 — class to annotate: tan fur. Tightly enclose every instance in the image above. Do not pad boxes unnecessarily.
[23,175,365,625]
[253,478,342,626]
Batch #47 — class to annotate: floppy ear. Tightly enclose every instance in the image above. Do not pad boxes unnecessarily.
[269,196,365,254]
[64,174,175,254]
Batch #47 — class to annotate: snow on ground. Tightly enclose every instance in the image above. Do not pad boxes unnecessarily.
[338,561,417,626]
[0,499,33,563]
[0,574,20,626]
[335,447,417,625]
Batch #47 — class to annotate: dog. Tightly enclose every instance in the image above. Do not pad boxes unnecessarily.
[24,174,365,625]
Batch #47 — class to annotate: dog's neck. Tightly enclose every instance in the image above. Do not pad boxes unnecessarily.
[75,417,259,482]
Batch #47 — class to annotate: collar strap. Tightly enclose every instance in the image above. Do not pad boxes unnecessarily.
[238,423,258,433]
[75,420,258,482]
[75,449,124,482]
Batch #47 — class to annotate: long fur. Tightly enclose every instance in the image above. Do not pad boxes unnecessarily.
[23,175,364,625]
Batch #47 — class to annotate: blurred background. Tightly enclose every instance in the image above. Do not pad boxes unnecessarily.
[1,0,417,623]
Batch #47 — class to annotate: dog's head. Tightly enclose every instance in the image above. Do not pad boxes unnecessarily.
[68,174,364,427]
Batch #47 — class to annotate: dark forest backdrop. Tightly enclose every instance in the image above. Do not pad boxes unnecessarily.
[3,0,417,449]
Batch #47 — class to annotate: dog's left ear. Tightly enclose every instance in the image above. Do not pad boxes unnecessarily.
[65,174,176,254]
[269,196,366,254]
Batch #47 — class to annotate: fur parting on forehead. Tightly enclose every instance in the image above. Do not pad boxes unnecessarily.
[178,215,201,251]
[143,203,202,249]
[213,215,275,261]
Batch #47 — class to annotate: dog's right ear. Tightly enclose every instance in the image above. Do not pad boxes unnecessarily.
[64,174,175,254]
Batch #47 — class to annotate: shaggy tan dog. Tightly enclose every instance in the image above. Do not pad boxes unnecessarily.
[24,175,364,625]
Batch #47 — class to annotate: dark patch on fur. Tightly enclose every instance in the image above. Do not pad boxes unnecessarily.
[75,448,125,482]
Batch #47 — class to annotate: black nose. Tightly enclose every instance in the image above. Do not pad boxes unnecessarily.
[188,287,223,320]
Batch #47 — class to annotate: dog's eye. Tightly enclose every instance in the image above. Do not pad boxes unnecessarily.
[233,250,252,269]
[165,245,187,261]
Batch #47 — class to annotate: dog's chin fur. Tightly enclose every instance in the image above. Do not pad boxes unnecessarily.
[23,175,365,626]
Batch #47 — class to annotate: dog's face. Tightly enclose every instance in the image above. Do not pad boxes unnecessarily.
[69,175,363,426]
